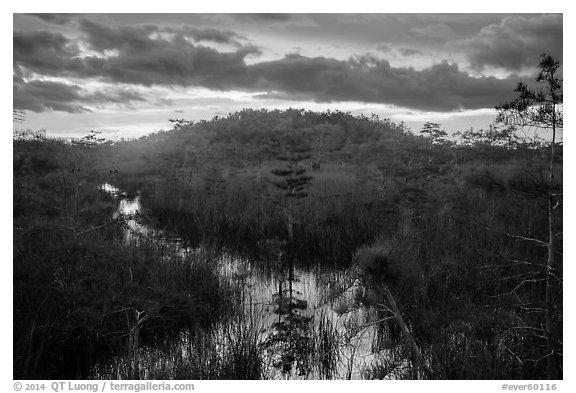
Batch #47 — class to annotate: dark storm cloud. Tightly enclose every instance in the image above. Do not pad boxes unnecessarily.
[13,76,146,113]
[14,19,523,113]
[76,41,259,88]
[454,14,563,71]
[13,30,80,75]
[249,54,519,112]
[78,19,160,52]
[14,78,92,113]
[75,20,256,87]
[14,21,260,87]
[78,19,247,51]
[179,26,247,46]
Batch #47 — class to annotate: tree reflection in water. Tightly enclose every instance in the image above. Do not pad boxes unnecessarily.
[259,237,311,377]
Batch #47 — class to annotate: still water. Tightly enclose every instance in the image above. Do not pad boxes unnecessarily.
[99,183,385,379]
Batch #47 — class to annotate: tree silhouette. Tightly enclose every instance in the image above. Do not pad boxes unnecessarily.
[496,54,563,379]
[419,122,447,147]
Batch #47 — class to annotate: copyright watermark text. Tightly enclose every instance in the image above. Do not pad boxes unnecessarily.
[12,382,194,393]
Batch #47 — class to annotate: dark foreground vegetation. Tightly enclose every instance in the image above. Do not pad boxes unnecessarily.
[13,138,238,378]
[14,57,562,380]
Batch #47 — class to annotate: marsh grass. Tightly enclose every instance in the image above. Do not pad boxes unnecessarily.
[13,152,237,379]
[314,311,340,379]
[90,295,362,380]
[112,168,399,268]
[13,223,236,379]
[91,309,267,380]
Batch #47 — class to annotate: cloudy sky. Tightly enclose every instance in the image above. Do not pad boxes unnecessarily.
[13,12,563,139]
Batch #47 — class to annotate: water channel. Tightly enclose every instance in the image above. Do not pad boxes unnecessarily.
[98,183,387,379]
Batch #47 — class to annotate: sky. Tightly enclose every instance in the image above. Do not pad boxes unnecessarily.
[12,12,563,139]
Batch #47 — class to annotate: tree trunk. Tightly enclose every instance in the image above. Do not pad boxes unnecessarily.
[383,285,432,379]
[545,118,556,378]
[546,195,555,378]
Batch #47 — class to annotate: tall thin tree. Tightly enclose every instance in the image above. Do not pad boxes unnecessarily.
[496,54,562,378]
